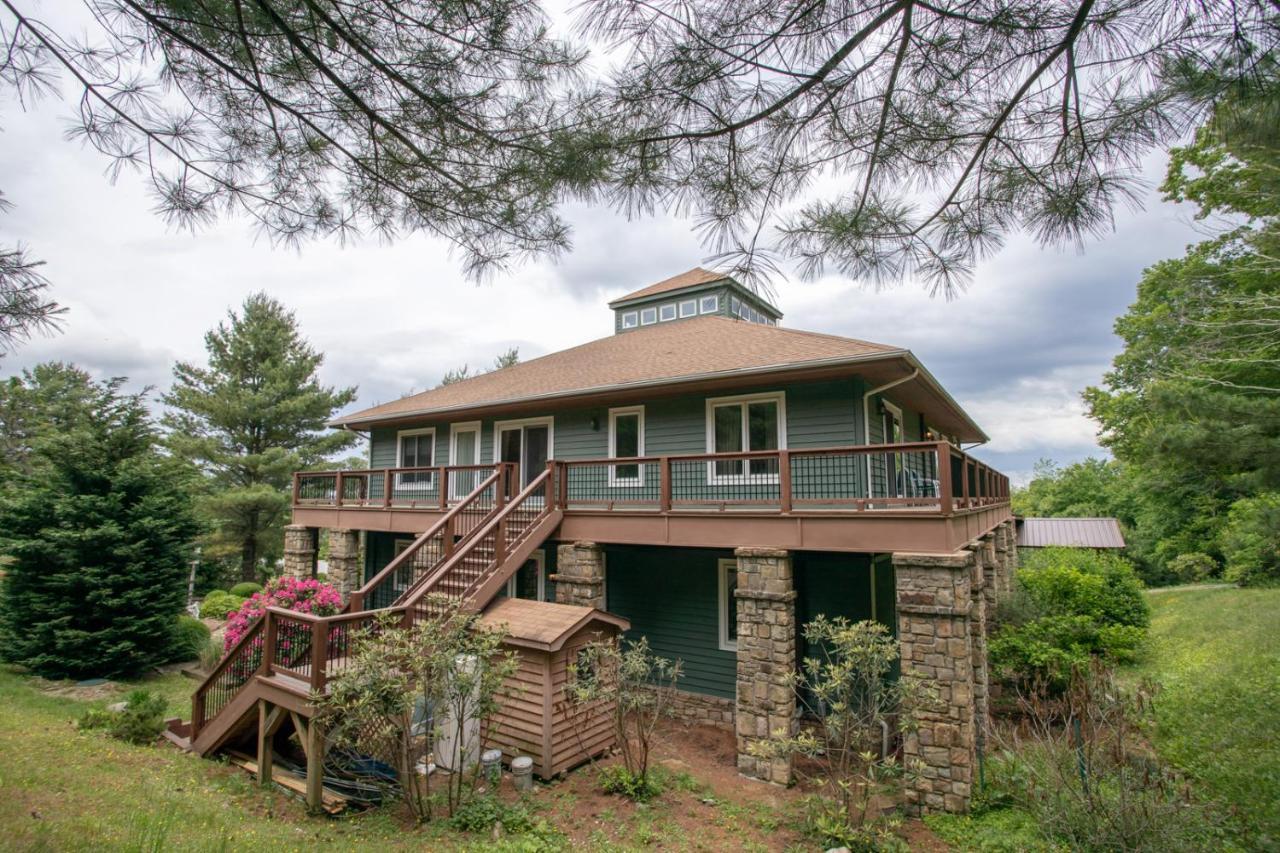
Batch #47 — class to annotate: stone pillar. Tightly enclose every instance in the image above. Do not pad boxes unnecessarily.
[980,533,999,622]
[967,540,992,745]
[893,550,978,814]
[734,547,797,785]
[326,529,361,602]
[283,525,317,580]
[551,542,606,609]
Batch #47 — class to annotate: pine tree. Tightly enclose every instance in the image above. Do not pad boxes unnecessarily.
[0,367,199,678]
[163,294,358,582]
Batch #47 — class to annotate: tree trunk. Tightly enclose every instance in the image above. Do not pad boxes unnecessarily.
[241,537,258,583]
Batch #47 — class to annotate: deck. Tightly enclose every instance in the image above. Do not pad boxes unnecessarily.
[291,440,1011,554]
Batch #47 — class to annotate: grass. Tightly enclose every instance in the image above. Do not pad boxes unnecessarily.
[1131,585,1280,849]
[929,584,1280,851]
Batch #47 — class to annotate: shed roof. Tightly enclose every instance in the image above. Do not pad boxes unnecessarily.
[1016,517,1126,549]
[478,598,630,652]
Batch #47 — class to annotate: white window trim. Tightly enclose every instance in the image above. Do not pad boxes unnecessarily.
[620,311,638,329]
[640,307,657,325]
[607,406,646,488]
[491,416,555,478]
[392,538,414,591]
[396,427,436,488]
[678,298,697,317]
[699,294,719,314]
[718,558,738,651]
[448,420,482,500]
[659,303,677,322]
[704,391,787,485]
[506,549,547,601]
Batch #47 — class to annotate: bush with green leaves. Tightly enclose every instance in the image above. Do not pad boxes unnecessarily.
[564,636,682,802]
[78,689,168,745]
[228,581,263,598]
[1222,493,1280,586]
[170,615,211,663]
[992,548,1149,690]
[198,590,243,620]
[751,618,926,848]
[1167,552,1219,584]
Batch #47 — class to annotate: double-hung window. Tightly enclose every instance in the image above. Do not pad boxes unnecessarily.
[608,406,645,486]
[397,428,435,486]
[706,392,785,482]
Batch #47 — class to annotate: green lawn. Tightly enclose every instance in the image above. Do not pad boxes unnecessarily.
[1134,585,1280,849]
[929,584,1280,851]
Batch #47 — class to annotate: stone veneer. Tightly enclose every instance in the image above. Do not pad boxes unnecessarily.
[326,529,361,602]
[893,549,978,814]
[734,547,798,785]
[665,689,735,728]
[282,525,317,580]
[550,541,606,609]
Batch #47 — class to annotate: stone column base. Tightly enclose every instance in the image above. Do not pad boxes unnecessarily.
[734,547,797,785]
[551,541,606,609]
[326,529,361,602]
[282,525,317,580]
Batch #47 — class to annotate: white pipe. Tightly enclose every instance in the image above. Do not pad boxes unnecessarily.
[862,369,920,498]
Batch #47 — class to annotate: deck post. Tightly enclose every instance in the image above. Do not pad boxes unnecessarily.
[936,442,954,515]
[778,450,792,513]
[257,699,273,787]
[734,547,797,786]
[304,716,325,813]
[659,457,672,512]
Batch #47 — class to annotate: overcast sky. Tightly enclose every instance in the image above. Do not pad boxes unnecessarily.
[0,29,1207,486]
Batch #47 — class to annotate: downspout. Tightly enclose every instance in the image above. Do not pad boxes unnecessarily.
[862,369,920,498]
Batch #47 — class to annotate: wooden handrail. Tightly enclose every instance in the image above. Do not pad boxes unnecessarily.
[351,467,504,610]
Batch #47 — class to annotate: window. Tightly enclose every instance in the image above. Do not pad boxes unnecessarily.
[706,392,786,481]
[505,550,547,601]
[679,298,697,317]
[699,294,719,314]
[397,428,435,485]
[729,295,741,317]
[608,406,645,486]
[640,307,657,325]
[718,559,738,651]
[621,311,638,329]
[659,303,677,322]
[737,301,750,319]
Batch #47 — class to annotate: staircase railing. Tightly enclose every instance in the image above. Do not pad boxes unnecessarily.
[349,464,514,612]
[403,465,557,622]
[191,612,268,740]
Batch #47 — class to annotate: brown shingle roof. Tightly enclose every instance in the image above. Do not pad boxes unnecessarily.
[1016,518,1126,549]
[608,267,729,306]
[478,598,629,651]
[334,315,902,426]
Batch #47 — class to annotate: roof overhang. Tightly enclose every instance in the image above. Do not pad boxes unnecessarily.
[330,350,989,443]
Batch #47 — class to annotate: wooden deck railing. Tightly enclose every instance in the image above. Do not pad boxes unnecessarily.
[293,441,1008,517]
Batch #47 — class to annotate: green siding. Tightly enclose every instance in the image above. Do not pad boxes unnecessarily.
[605,545,737,700]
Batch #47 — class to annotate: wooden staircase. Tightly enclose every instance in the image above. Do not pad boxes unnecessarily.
[184,464,564,807]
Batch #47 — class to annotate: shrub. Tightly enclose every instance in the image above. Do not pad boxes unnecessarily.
[1222,493,1280,586]
[198,591,243,620]
[78,688,168,745]
[228,581,263,598]
[170,614,211,662]
[564,636,682,801]
[992,549,1149,689]
[751,618,926,846]
[223,576,342,651]
[1019,548,1148,628]
[1167,552,1219,583]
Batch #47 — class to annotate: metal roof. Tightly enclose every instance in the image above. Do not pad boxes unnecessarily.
[1016,517,1126,549]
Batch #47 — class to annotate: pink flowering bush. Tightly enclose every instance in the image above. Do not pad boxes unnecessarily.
[223,576,343,652]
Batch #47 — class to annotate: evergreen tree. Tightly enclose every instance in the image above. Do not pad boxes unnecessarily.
[163,294,357,582]
[0,367,198,678]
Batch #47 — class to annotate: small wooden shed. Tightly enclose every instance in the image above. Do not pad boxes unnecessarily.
[479,597,629,779]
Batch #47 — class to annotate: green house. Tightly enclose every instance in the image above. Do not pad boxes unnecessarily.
[190,268,1016,816]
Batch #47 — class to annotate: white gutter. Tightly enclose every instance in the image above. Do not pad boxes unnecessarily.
[862,369,920,498]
